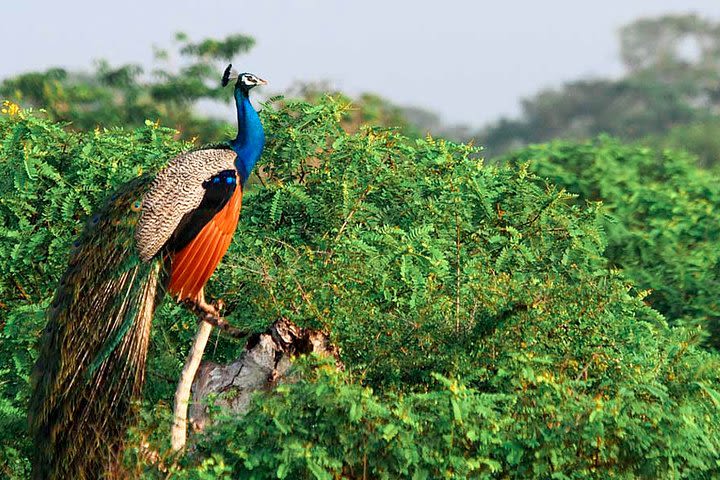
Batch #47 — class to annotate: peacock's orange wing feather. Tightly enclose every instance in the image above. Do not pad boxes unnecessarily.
[167,177,243,301]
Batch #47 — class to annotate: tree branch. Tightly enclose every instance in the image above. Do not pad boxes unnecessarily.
[171,304,249,451]
[171,321,213,451]
[193,309,249,339]
[170,299,341,450]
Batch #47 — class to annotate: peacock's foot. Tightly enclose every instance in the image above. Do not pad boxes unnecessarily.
[193,298,224,318]
[183,299,246,339]
[183,287,224,318]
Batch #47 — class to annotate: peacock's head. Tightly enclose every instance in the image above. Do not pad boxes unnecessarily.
[222,64,267,93]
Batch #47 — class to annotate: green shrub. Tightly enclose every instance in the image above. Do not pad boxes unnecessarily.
[159,345,720,480]
[647,119,720,169]
[2,101,720,479]
[503,138,720,347]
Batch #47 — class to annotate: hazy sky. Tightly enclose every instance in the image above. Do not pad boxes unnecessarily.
[3,0,720,127]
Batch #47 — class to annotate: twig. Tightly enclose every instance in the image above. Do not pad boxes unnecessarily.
[333,185,372,243]
[520,196,557,229]
[254,168,267,188]
[448,176,461,333]
[455,208,461,333]
[13,278,30,300]
[574,353,599,382]
[196,311,248,338]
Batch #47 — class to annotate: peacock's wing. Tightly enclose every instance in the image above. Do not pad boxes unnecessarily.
[166,169,243,300]
[135,147,238,261]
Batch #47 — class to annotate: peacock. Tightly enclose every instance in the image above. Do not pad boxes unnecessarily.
[28,65,266,479]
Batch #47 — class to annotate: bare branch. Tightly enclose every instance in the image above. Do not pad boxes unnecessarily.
[172,301,250,451]
[171,321,213,451]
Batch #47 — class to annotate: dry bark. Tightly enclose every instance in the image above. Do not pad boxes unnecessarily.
[184,317,340,434]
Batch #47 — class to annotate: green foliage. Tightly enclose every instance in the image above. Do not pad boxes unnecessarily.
[645,119,720,168]
[169,345,720,480]
[163,100,719,478]
[285,82,430,139]
[504,138,720,346]
[2,100,720,478]
[169,365,508,479]
[0,31,431,149]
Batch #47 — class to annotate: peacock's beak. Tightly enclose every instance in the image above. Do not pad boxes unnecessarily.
[257,78,268,86]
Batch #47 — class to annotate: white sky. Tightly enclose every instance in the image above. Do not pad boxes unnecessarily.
[3,0,720,127]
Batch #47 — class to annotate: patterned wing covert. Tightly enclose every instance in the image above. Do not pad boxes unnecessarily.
[135,148,237,261]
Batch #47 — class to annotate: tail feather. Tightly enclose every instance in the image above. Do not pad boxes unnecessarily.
[29,175,165,480]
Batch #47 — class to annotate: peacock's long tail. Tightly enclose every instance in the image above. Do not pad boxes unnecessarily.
[29,175,166,480]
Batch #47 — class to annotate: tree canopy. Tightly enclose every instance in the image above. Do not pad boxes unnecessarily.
[0,32,254,141]
[473,14,720,165]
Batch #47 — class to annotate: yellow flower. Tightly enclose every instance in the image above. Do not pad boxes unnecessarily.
[1,100,20,116]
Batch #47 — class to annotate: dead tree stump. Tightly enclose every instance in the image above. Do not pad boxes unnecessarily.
[188,318,341,432]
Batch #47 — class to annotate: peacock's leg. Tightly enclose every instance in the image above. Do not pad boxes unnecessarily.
[194,287,222,317]
[184,288,244,338]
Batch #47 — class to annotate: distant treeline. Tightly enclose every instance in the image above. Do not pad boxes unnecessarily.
[3,14,719,167]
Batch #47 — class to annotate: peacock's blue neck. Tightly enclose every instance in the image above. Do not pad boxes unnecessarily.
[230,88,265,185]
